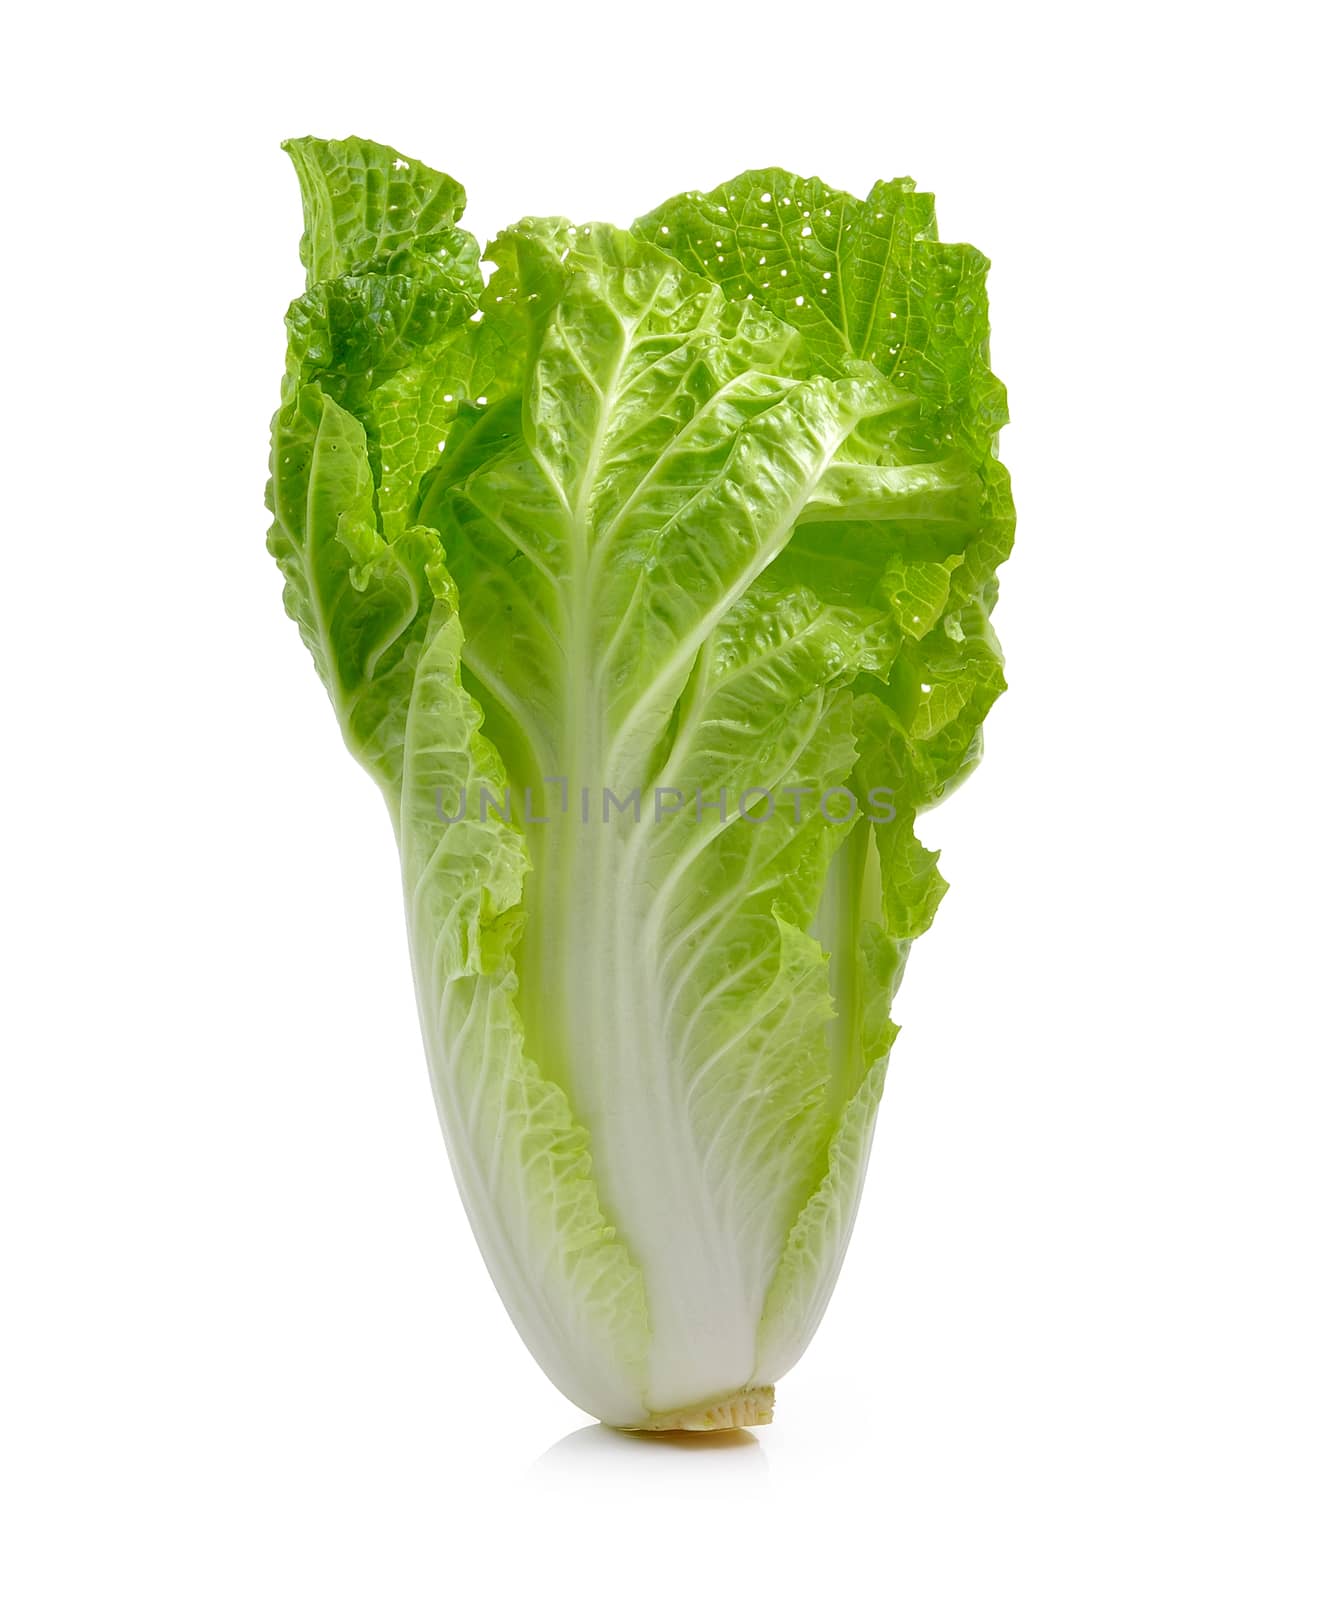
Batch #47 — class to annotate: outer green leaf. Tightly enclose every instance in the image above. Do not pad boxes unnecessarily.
[636,163,1015,678]
[398,572,653,1424]
[281,241,480,408]
[265,385,441,800]
[635,169,1007,451]
[284,135,470,286]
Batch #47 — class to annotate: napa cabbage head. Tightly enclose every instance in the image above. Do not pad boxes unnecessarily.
[266,137,1012,1429]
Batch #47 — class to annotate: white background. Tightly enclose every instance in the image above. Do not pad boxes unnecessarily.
[3,2,1319,1594]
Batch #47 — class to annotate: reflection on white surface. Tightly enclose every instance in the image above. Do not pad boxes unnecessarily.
[531,1423,770,1480]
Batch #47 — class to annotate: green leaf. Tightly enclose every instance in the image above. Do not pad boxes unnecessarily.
[398,577,653,1424]
[279,140,495,549]
[283,135,470,286]
[265,385,441,800]
[636,169,1008,454]
[281,241,481,406]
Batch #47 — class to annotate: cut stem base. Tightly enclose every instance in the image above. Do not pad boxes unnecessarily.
[622,1385,775,1432]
